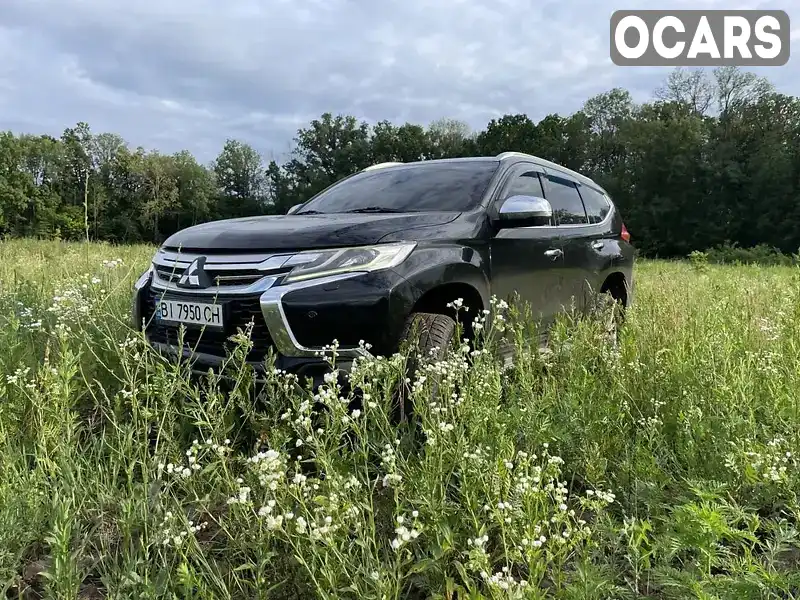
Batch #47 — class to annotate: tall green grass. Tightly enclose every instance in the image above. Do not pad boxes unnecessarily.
[1,239,799,599]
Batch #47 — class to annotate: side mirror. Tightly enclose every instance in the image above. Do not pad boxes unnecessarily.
[287,203,304,215]
[497,195,553,227]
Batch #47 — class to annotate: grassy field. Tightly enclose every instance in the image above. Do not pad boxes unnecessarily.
[1,239,799,599]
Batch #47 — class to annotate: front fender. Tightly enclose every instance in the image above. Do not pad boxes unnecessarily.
[392,243,491,309]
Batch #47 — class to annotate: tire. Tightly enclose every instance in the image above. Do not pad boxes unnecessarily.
[400,312,458,361]
[589,291,625,348]
[394,312,457,422]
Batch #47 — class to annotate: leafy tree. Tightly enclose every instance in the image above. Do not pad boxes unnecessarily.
[88,132,126,238]
[213,140,265,219]
[582,89,635,181]
[425,118,476,158]
[654,67,714,115]
[171,150,216,229]
[265,160,297,214]
[371,121,429,163]
[476,114,538,156]
[291,113,371,182]
[139,152,179,242]
[15,134,63,237]
[712,66,774,115]
[59,122,95,240]
[104,146,148,242]
[534,113,592,172]
[0,132,32,235]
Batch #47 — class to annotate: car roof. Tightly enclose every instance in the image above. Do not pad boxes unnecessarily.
[361,153,607,195]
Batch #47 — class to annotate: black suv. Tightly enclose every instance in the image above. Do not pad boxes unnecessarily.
[132,152,634,380]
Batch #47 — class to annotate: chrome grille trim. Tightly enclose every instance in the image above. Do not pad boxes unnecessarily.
[213,273,264,283]
[151,249,295,293]
[259,272,373,359]
[151,273,280,296]
[153,249,293,267]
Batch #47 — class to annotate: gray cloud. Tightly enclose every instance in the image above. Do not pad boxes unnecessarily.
[1,0,798,162]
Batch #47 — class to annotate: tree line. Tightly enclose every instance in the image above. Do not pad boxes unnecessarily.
[1,66,799,257]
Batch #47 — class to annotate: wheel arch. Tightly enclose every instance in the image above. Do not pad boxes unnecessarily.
[413,279,484,324]
[599,271,629,307]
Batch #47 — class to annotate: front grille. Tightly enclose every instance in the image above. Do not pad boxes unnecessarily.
[143,288,274,361]
[154,264,183,284]
[154,264,266,287]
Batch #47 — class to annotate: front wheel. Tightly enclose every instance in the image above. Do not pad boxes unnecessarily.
[589,291,625,348]
[400,312,457,361]
[394,312,457,422]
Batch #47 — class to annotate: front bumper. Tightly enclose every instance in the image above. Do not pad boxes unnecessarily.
[132,264,415,374]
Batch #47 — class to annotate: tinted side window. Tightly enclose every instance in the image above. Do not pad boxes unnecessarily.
[545,176,588,225]
[579,186,611,224]
[503,170,544,199]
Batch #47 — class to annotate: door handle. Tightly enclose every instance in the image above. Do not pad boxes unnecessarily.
[591,240,604,250]
[544,248,563,261]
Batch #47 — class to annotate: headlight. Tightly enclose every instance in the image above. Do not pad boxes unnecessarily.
[282,242,416,284]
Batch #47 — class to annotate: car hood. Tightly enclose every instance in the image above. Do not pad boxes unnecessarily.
[161,212,461,252]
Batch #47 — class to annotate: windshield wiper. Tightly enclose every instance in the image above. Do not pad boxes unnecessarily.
[344,207,405,214]
[296,210,324,215]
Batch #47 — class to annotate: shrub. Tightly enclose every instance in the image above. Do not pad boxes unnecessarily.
[701,242,797,266]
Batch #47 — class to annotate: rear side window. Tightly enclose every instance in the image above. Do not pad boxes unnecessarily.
[298,161,500,214]
[545,175,588,225]
[579,186,611,224]
[502,170,545,199]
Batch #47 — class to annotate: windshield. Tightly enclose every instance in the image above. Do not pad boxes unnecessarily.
[297,161,499,214]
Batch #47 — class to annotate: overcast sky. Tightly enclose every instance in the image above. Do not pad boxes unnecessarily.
[1,0,798,163]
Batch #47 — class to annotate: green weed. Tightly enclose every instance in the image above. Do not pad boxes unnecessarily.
[1,240,799,599]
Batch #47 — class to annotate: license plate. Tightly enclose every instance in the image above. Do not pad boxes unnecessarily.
[156,299,224,328]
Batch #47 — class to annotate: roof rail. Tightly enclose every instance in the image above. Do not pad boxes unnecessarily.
[496,152,531,160]
[363,161,403,172]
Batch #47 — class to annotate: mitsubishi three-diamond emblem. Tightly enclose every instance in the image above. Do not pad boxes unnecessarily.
[178,256,212,288]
